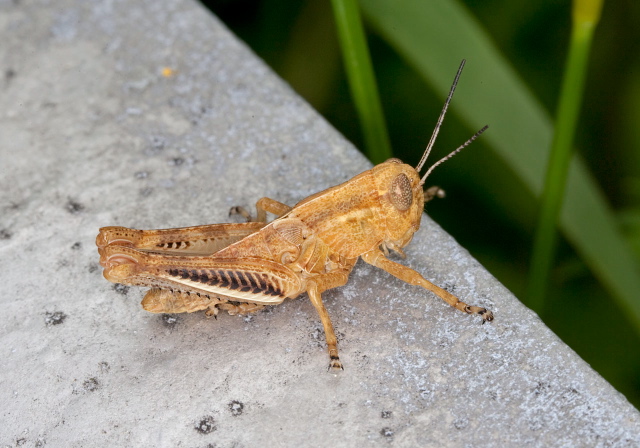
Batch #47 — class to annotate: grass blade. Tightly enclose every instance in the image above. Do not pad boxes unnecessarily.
[330,0,392,163]
[527,0,605,313]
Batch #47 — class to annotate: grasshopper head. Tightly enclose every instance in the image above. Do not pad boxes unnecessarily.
[372,159,426,249]
[371,128,488,250]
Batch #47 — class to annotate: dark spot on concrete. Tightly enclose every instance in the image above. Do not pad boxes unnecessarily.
[134,170,149,179]
[113,283,129,295]
[0,228,11,239]
[527,416,545,432]
[152,136,166,148]
[148,136,166,154]
[45,311,67,326]
[35,438,46,448]
[454,418,468,430]
[83,377,99,392]
[66,199,84,214]
[139,187,153,197]
[162,314,179,326]
[99,361,110,373]
[169,157,184,166]
[533,381,551,396]
[195,416,216,434]
[228,400,244,416]
[310,326,324,347]
[380,427,394,438]
[560,387,580,402]
[5,68,16,81]
[71,242,82,250]
[16,437,26,446]
[88,263,99,273]
[381,410,392,419]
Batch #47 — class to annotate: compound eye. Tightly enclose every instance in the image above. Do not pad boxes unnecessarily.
[390,173,413,211]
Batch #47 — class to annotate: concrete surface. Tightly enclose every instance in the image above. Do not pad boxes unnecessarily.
[1,0,639,446]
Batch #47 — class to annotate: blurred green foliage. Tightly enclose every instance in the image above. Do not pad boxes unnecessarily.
[203,0,640,408]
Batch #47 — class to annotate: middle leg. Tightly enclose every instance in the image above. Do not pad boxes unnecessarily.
[306,272,350,370]
[229,197,292,223]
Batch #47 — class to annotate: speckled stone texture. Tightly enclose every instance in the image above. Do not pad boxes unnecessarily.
[1,0,639,447]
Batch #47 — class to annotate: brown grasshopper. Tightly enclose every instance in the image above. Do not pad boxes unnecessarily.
[97,60,492,370]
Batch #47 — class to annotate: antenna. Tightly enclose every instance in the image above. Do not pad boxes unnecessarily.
[415,59,466,173]
[419,125,488,186]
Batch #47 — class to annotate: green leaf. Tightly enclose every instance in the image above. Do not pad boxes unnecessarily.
[331,0,393,163]
[360,0,640,334]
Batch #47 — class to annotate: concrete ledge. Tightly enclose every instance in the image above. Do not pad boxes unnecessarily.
[1,0,639,446]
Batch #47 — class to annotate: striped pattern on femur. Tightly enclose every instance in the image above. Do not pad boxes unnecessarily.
[167,268,283,297]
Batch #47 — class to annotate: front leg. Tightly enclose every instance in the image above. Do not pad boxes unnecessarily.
[361,249,493,322]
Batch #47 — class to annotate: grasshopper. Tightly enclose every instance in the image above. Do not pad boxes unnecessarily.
[97,60,492,370]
